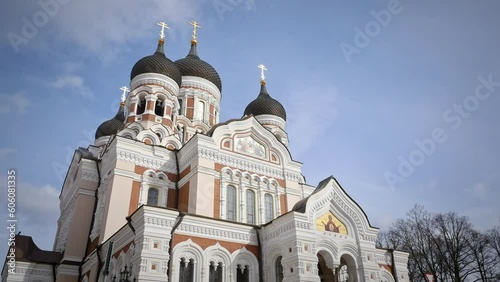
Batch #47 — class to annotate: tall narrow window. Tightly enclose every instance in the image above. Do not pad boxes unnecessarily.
[197,100,205,121]
[209,262,223,282]
[179,258,194,282]
[275,256,283,282]
[265,194,274,223]
[137,97,146,114]
[155,99,165,116]
[226,186,236,221]
[246,190,255,224]
[178,99,183,115]
[237,265,249,282]
[147,188,159,206]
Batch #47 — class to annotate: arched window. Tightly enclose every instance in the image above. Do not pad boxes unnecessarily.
[226,186,237,221]
[197,100,205,121]
[179,258,194,282]
[264,194,274,223]
[246,190,255,224]
[178,99,183,115]
[275,256,283,282]
[236,265,249,282]
[137,97,146,114]
[155,98,165,116]
[209,262,223,282]
[147,188,159,206]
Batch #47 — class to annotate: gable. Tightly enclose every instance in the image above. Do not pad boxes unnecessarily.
[209,116,299,169]
[294,176,379,243]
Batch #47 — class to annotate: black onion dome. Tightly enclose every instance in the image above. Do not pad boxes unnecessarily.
[130,40,182,87]
[95,104,125,139]
[244,83,287,121]
[174,43,222,91]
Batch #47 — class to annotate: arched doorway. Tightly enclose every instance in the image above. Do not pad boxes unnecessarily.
[336,254,357,282]
[317,253,335,282]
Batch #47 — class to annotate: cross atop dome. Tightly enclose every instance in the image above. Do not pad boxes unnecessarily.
[258,64,267,84]
[120,86,129,105]
[157,21,170,41]
[189,21,202,44]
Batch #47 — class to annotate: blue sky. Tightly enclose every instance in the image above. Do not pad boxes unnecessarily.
[1,0,499,257]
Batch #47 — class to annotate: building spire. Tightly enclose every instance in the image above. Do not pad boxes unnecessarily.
[119,86,129,106]
[258,64,268,85]
[157,21,170,42]
[155,21,169,54]
[189,20,202,45]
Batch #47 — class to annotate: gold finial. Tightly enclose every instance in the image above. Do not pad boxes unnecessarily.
[189,20,202,44]
[157,21,170,41]
[120,86,130,106]
[258,64,268,84]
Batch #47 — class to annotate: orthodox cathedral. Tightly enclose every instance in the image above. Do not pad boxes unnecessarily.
[2,21,409,282]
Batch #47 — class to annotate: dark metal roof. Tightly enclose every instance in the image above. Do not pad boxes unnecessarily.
[12,235,62,264]
[95,104,125,139]
[130,40,182,86]
[174,43,222,92]
[292,177,333,213]
[291,176,378,229]
[243,83,287,121]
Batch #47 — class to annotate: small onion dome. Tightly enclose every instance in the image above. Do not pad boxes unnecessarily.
[174,42,222,92]
[130,39,182,87]
[244,82,286,121]
[95,104,125,139]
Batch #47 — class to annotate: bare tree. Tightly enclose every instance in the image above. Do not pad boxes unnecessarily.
[377,205,500,282]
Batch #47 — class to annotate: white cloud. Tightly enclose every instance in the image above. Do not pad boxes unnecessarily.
[466,182,489,200]
[50,74,93,98]
[0,148,17,159]
[286,79,338,158]
[0,178,60,255]
[376,214,396,230]
[52,0,201,61]
[0,93,30,114]
[419,180,438,191]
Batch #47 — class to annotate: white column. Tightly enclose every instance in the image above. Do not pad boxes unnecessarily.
[138,182,146,206]
[239,182,245,223]
[258,184,265,224]
[220,180,226,219]
[275,185,281,216]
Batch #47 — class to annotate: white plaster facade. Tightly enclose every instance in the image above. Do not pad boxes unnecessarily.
[2,32,409,282]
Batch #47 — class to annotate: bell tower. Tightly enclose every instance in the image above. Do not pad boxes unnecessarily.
[244,65,289,146]
[121,22,183,149]
[174,21,222,143]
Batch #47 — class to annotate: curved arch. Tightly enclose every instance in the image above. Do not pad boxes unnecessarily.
[264,244,283,280]
[171,239,204,282]
[316,242,338,267]
[137,131,161,145]
[159,135,182,149]
[338,253,359,282]
[338,241,360,262]
[231,248,259,282]
[149,124,170,138]
[380,267,395,282]
[204,243,232,282]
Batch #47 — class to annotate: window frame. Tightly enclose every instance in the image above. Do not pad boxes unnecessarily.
[147,187,159,206]
[264,193,274,223]
[226,185,237,221]
[246,190,255,224]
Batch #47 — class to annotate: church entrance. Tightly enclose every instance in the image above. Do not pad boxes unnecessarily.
[317,253,335,282]
[317,252,357,282]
